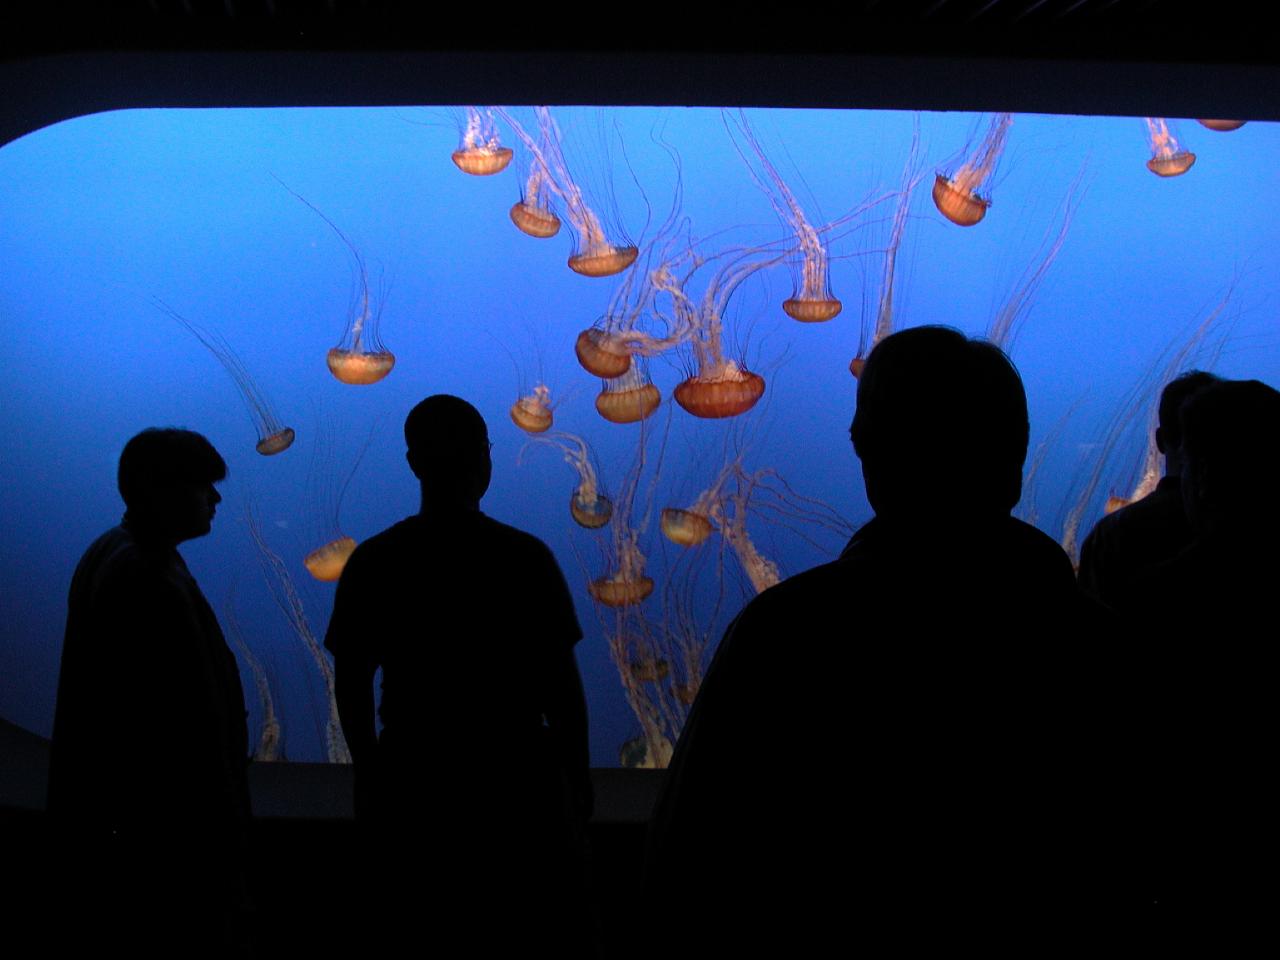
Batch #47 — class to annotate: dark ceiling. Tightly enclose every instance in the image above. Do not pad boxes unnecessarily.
[2,1,1277,147]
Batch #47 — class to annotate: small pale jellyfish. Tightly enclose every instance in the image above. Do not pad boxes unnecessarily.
[518,432,614,530]
[661,459,735,548]
[588,429,656,606]
[1197,119,1246,132]
[277,178,395,385]
[452,107,513,176]
[510,383,555,434]
[509,128,561,238]
[223,596,284,761]
[498,107,638,277]
[1144,118,1196,177]
[932,112,1013,227]
[158,301,295,456]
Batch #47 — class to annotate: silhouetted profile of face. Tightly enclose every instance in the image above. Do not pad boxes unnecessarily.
[850,326,1029,522]
[404,394,493,506]
[117,428,227,544]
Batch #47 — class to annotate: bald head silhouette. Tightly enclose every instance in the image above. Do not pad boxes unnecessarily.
[404,395,492,509]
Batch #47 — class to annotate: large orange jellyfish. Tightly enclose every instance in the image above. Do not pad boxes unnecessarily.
[728,110,842,323]
[1197,119,1246,132]
[498,107,638,277]
[244,502,350,763]
[660,245,781,419]
[932,113,1013,227]
[452,107,513,176]
[157,300,295,456]
[518,432,614,530]
[1144,118,1196,177]
[277,179,395,385]
[509,124,561,238]
[596,362,663,425]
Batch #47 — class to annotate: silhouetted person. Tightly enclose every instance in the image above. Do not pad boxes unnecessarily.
[1078,370,1221,610]
[645,327,1109,952]
[47,427,251,958]
[1121,379,1280,912]
[326,395,594,955]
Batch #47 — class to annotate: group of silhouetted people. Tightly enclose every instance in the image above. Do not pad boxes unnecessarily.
[47,326,1277,955]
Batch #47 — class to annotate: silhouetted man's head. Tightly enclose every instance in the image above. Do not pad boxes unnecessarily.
[118,428,226,543]
[850,326,1029,521]
[1179,378,1280,535]
[1156,370,1221,464]
[404,395,492,508]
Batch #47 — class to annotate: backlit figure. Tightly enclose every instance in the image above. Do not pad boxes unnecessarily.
[932,112,1013,226]
[452,107,513,176]
[1144,118,1196,177]
[157,300,295,456]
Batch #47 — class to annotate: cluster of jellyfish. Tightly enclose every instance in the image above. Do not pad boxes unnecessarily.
[170,102,1255,767]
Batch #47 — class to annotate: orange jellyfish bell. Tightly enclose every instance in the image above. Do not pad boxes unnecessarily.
[629,658,670,683]
[1104,495,1131,516]
[575,328,632,379]
[570,489,613,529]
[588,575,655,607]
[451,146,513,176]
[596,383,661,425]
[661,508,714,547]
[849,356,866,379]
[327,348,396,385]
[1198,119,1246,132]
[568,245,639,278]
[510,385,553,434]
[256,427,296,457]
[304,536,357,582]
[783,296,843,323]
[932,173,990,227]
[510,200,561,238]
[1147,152,1196,177]
[674,366,765,420]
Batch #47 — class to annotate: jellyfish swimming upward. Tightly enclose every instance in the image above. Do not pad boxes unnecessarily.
[158,300,295,456]
[932,112,1013,227]
[1144,118,1196,177]
[452,107,514,176]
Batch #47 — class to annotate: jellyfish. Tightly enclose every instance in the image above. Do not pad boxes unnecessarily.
[660,456,736,548]
[586,419,658,607]
[156,301,295,456]
[1144,118,1196,177]
[301,422,370,583]
[510,383,555,434]
[498,107,638,277]
[932,112,1013,227]
[276,178,395,385]
[596,361,663,425]
[509,125,561,238]
[518,432,614,530]
[851,141,922,378]
[728,110,842,323]
[664,245,782,419]
[1197,119,1246,132]
[223,596,284,761]
[452,106,513,176]
[244,502,351,764]
[986,166,1083,352]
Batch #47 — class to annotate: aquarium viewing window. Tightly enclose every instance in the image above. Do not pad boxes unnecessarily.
[1,100,1277,767]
